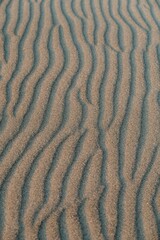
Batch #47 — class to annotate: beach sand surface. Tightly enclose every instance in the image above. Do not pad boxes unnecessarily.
[0,0,160,239]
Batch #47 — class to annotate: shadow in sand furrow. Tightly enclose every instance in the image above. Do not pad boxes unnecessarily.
[156,44,160,66]
[96,46,108,239]
[112,0,132,52]
[152,178,160,239]
[99,0,110,46]
[13,0,47,116]
[2,0,12,63]
[135,146,159,239]
[141,152,160,239]
[116,48,155,237]
[0,0,24,130]
[32,135,71,221]
[132,50,150,179]
[0,1,59,237]
[155,0,160,8]
[65,0,92,108]
[53,130,87,209]
[157,91,160,107]
[35,129,87,240]
[89,0,98,45]
[0,7,64,169]
[15,12,87,233]
[108,52,122,129]
[18,134,70,239]
[0,1,53,165]
[108,0,124,52]
[113,55,132,239]
[31,131,82,237]
[0,26,75,238]
[58,210,68,240]
[127,0,148,32]
[114,50,140,239]
[146,0,160,29]
[118,0,136,50]
[77,155,94,240]
[14,0,23,36]
[0,1,36,134]
[136,1,152,39]
[77,90,88,129]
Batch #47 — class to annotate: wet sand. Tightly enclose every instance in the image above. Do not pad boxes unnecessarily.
[0,0,160,239]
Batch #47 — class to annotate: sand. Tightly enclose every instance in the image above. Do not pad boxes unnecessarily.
[0,0,160,239]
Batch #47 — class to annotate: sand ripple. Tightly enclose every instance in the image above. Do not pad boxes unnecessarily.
[0,0,160,239]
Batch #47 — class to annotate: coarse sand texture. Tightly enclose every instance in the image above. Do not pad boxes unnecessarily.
[0,0,160,239]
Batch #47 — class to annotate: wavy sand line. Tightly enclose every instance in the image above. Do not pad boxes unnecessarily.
[0,0,160,239]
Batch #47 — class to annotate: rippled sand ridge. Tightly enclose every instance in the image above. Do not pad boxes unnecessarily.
[0,0,160,239]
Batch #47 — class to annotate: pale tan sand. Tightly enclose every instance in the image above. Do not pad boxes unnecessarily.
[0,0,160,239]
